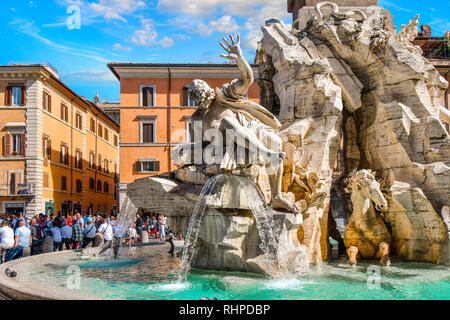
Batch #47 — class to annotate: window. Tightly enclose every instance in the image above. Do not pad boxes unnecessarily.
[104,182,109,193]
[61,176,67,191]
[114,186,117,200]
[140,85,155,107]
[104,159,109,174]
[136,159,160,173]
[43,136,51,161]
[183,86,198,107]
[104,127,109,141]
[89,152,94,169]
[97,180,102,192]
[3,133,24,156]
[139,119,156,143]
[75,113,82,130]
[43,172,49,188]
[113,135,118,147]
[9,173,16,195]
[76,179,82,193]
[75,150,82,169]
[43,91,52,112]
[98,124,103,138]
[60,144,68,165]
[11,134,24,155]
[61,103,68,122]
[89,178,95,190]
[90,117,96,133]
[5,85,25,106]
[98,154,102,171]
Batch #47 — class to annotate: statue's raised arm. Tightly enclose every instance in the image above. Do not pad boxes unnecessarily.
[220,34,254,97]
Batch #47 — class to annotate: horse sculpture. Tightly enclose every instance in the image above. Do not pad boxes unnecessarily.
[344,170,391,266]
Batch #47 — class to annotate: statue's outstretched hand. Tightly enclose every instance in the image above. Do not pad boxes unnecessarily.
[220,34,242,62]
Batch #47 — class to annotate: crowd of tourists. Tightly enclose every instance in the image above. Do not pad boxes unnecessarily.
[0,211,177,264]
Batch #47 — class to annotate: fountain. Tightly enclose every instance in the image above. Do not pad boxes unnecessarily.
[0,0,448,300]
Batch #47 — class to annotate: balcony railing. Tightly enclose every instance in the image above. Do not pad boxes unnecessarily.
[0,183,35,197]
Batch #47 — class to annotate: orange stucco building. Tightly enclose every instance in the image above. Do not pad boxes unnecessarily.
[0,65,120,218]
[107,63,260,202]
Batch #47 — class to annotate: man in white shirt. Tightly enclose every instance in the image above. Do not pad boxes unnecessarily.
[5,220,31,262]
[98,217,113,248]
[0,220,14,263]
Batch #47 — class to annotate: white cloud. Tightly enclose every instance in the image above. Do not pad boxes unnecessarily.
[242,1,289,49]
[157,0,221,17]
[209,16,240,34]
[170,15,239,37]
[163,0,288,48]
[62,70,117,81]
[113,43,132,51]
[131,19,176,48]
[158,0,275,18]
[131,18,158,46]
[174,33,191,41]
[8,18,109,63]
[159,36,175,48]
[89,0,146,22]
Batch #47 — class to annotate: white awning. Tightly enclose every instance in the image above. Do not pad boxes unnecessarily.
[4,122,26,128]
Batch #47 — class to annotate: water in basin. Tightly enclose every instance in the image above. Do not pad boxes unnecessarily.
[18,243,450,300]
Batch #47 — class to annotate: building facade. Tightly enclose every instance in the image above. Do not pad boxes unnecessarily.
[107,63,260,204]
[413,28,450,133]
[0,65,120,218]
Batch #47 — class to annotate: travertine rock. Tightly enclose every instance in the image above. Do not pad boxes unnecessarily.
[383,182,448,263]
[40,236,53,254]
[261,20,344,260]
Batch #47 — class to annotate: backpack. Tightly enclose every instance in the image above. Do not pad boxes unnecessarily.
[35,224,46,241]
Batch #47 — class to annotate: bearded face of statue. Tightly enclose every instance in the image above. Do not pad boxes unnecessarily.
[189,80,215,108]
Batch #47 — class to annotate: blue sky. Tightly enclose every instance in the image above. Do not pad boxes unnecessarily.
[1,0,449,101]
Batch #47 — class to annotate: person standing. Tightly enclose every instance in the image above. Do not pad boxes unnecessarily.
[66,215,73,227]
[50,225,62,252]
[0,220,14,263]
[135,215,144,241]
[61,223,72,250]
[97,218,113,248]
[158,214,167,241]
[149,216,158,239]
[30,217,45,256]
[75,212,84,229]
[71,222,83,250]
[82,219,96,248]
[54,212,66,229]
[5,221,31,262]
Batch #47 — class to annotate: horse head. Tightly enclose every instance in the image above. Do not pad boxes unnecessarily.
[345,170,388,211]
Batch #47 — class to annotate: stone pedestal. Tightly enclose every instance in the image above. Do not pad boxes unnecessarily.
[141,231,149,243]
[40,236,53,253]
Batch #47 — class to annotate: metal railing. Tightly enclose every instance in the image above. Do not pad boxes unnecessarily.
[0,183,35,196]
[421,39,450,60]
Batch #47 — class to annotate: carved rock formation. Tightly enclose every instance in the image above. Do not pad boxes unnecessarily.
[260,2,449,264]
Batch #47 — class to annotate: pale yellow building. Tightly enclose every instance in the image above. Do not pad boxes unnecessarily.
[0,64,120,218]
